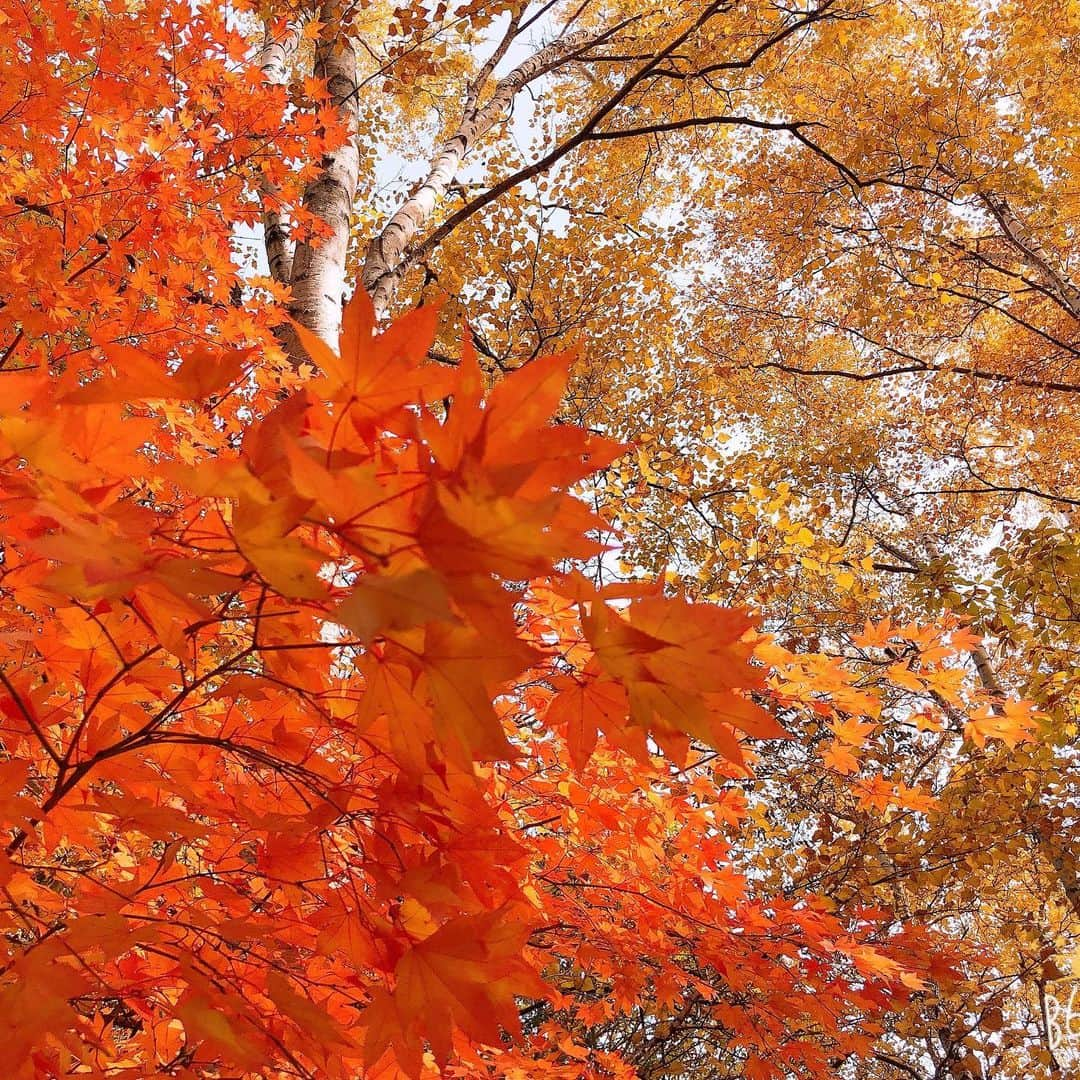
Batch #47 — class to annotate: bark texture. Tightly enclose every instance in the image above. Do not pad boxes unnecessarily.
[255,24,301,286]
[285,0,361,358]
[977,190,1080,321]
[361,31,590,318]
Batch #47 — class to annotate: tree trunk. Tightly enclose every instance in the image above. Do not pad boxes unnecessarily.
[977,191,1080,321]
[361,31,590,318]
[285,0,360,360]
[254,23,301,285]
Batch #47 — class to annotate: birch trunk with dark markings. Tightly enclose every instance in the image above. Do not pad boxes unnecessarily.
[361,31,591,319]
[283,0,360,360]
[977,190,1080,321]
[254,23,301,286]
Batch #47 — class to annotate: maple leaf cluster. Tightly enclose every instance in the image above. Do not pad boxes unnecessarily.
[0,0,339,377]
[0,286,946,1076]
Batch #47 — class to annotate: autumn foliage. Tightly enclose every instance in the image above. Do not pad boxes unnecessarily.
[0,281,941,1075]
[2,0,1077,1077]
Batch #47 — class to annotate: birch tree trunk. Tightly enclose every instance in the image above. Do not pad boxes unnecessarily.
[977,191,1080,321]
[361,31,590,319]
[285,0,360,359]
[255,24,301,285]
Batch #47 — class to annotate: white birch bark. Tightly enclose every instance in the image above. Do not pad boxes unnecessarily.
[978,190,1080,321]
[285,0,361,359]
[254,24,301,285]
[361,31,590,318]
